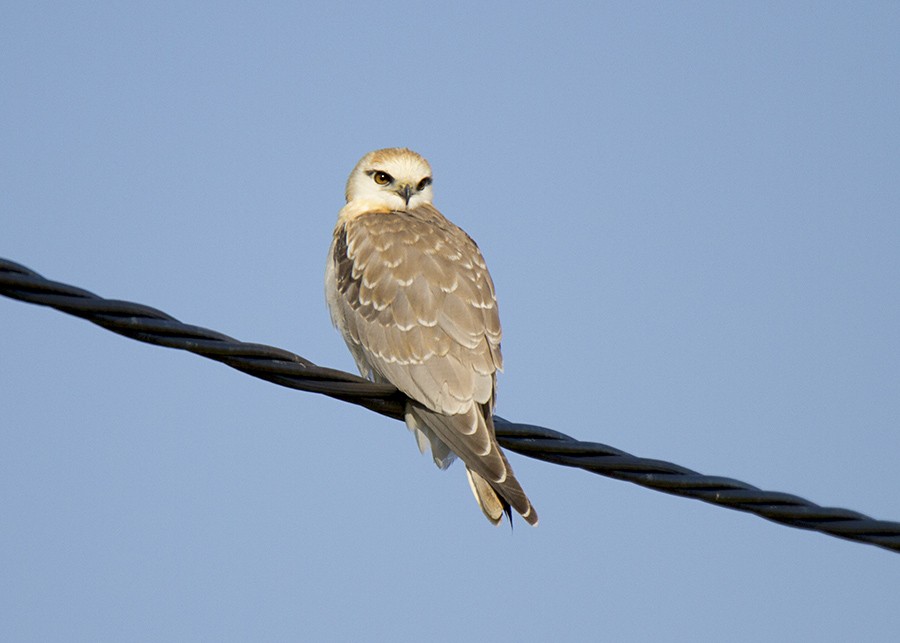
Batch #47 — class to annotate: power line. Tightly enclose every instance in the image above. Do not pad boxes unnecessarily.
[2,256,898,553]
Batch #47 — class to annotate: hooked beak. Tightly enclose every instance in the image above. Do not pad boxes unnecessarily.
[397,184,413,206]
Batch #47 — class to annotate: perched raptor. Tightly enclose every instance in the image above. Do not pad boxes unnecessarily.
[325,147,537,526]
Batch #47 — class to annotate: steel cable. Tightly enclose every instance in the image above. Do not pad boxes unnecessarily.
[2,257,898,553]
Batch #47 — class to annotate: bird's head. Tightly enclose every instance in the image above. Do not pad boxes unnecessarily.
[345,148,434,211]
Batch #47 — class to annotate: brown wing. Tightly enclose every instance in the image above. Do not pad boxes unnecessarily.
[327,205,536,523]
[330,204,502,416]
[328,205,537,524]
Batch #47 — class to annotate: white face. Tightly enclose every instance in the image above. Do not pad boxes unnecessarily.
[345,148,434,211]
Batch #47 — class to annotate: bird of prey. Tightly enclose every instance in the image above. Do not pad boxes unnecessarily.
[325,148,538,526]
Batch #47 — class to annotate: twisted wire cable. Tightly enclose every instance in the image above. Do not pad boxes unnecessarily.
[2,257,898,553]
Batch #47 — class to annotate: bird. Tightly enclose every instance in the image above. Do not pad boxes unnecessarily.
[324,147,538,526]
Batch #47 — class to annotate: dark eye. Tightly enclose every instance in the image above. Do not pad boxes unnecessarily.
[372,171,392,185]
[417,177,432,191]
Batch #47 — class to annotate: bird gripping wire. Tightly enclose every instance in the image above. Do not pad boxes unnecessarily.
[2,257,898,553]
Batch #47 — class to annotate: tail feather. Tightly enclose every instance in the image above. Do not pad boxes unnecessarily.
[466,468,505,526]
[406,403,539,526]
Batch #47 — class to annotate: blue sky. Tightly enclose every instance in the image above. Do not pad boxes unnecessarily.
[2,3,899,641]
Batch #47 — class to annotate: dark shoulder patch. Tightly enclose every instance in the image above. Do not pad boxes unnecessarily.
[333,224,356,295]
[333,223,347,264]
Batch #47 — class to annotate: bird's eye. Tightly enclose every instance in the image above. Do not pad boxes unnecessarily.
[372,171,392,185]
[417,177,432,191]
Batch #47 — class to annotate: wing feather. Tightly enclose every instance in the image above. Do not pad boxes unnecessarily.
[327,203,536,525]
[331,205,499,412]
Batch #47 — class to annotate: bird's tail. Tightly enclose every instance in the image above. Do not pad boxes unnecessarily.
[406,403,538,527]
[470,442,539,527]
[466,468,507,525]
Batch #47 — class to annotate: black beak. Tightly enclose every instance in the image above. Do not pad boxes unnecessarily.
[399,184,412,206]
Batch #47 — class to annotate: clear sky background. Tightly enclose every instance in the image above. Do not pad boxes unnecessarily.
[2,3,899,641]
